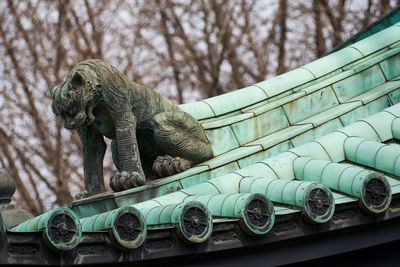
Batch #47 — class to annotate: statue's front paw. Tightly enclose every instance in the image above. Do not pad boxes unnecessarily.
[74,190,90,200]
[152,155,191,177]
[109,171,146,192]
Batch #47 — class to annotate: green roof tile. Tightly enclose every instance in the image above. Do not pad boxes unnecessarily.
[361,110,396,141]
[246,124,313,149]
[349,81,400,104]
[10,208,82,251]
[344,137,400,176]
[184,193,275,235]
[350,24,400,56]
[202,113,253,129]
[293,157,392,214]
[298,101,361,127]
[245,91,305,116]
[313,132,348,162]
[239,177,334,223]
[231,107,290,145]
[392,118,400,139]
[302,47,363,78]
[388,88,400,105]
[255,68,315,97]
[143,201,213,243]
[260,152,298,180]
[353,47,400,73]
[339,121,381,141]
[283,87,339,124]
[198,146,262,169]
[237,141,292,168]
[291,119,343,147]
[234,162,278,178]
[80,206,146,250]
[179,168,210,188]
[202,86,267,116]
[179,101,215,120]
[209,161,240,178]
[340,96,390,126]
[298,70,355,94]
[385,103,400,117]
[205,126,239,156]
[332,65,386,103]
[290,141,332,161]
[380,53,400,80]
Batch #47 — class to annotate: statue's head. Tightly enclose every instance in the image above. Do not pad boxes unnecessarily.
[50,60,102,129]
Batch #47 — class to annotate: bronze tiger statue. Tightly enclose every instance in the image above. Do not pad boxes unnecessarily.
[50,59,213,199]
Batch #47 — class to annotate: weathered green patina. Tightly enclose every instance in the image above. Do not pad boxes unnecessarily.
[80,206,146,249]
[2,12,400,266]
[183,193,275,235]
[50,59,213,198]
[141,201,213,244]
[294,157,392,214]
[10,207,82,251]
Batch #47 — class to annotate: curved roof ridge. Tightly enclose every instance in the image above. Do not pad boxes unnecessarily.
[179,22,400,120]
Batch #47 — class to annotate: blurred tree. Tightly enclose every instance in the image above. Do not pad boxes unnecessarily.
[0,0,397,214]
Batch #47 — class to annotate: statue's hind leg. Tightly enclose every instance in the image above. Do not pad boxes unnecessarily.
[151,111,213,178]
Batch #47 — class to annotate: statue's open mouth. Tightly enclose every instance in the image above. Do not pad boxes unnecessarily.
[63,112,86,129]
[62,102,96,129]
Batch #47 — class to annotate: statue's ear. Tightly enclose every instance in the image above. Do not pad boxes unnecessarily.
[49,85,62,116]
[70,72,85,91]
[49,85,58,99]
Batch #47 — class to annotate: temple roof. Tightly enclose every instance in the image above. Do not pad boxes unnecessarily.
[2,9,400,266]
